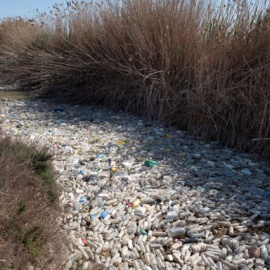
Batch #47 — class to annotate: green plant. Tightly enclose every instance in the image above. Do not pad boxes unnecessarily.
[20,225,45,257]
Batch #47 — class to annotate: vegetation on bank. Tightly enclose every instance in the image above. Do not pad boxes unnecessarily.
[0,0,270,158]
[0,134,65,269]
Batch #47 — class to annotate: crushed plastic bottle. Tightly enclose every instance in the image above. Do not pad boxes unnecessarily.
[167,227,186,238]
[144,160,158,167]
[127,221,137,235]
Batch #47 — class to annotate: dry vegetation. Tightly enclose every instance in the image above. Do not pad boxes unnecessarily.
[0,134,66,269]
[0,0,270,158]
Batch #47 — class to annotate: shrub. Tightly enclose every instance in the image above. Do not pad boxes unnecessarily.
[0,134,66,269]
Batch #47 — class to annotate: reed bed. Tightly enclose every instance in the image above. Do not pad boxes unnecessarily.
[0,0,270,158]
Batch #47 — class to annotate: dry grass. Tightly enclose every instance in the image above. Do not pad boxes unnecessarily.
[0,0,270,158]
[0,91,34,100]
[0,134,66,270]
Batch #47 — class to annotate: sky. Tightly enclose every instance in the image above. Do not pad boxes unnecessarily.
[0,0,66,19]
[0,0,265,20]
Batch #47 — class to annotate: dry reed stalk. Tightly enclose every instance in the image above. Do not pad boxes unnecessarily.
[0,0,269,158]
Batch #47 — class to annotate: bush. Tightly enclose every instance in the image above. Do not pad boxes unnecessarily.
[0,134,66,269]
[0,0,270,158]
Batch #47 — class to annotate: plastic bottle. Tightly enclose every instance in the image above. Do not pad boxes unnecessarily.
[132,199,141,208]
[184,238,199,244]
[100,211,109,219]
[144,160,158,167]
[165,211,179,221]
[167,227,186,238]
[127,222,137,235]
[89,172,98,182]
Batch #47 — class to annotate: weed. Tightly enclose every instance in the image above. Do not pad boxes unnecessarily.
[17,199,27,215]
[20,225,45,257]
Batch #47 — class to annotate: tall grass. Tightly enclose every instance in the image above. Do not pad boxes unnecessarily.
[0,0,270,158]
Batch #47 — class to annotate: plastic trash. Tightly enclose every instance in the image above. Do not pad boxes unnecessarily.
[110,167,119,172]
[68,193,75,200]
[75,203,80,211]
[89,172,98,182]
[118,139,128,145]
[198,207,210,214]
[109,145,119,152]
[67,201,75,208]
[144,160,158,167]
[188,232,205,238]
[77,238,84,247]
[140,230,148,235]
[165,211,179,221]
[262,191,270,197]
[83,175,91,182]
[132,198,141,208]
[241,168,252,176]
[196,186,205,192]
[125,201,132,207]
[167,227,186,238]
[90,212,100,221]
[75,188,83,194]
[79,196,88,204]
[165,133,173,139]
[54,108,64,113]
[127,222,137,235]
[100,211,109,219]
[134,207,146,217]
[98,200,107,209]
[82,238,86,246]
[184,238,199,244]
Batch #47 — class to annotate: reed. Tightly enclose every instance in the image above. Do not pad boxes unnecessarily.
[1,0,270,158]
